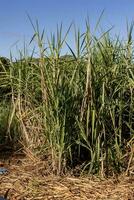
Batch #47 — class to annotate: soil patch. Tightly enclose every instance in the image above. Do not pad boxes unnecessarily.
[0,155,133,200]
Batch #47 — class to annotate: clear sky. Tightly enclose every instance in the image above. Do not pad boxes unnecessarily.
[0,0,134,58]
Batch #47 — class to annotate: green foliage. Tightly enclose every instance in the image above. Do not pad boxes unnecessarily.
[0,18,133,176]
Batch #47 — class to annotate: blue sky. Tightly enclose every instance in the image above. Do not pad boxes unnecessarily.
[0,0,134,57]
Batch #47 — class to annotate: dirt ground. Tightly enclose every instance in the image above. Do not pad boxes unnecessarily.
[0,154,133,200]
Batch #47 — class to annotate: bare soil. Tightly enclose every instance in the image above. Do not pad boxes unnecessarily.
[0,153,133,200]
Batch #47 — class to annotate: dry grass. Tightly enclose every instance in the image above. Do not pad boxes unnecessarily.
[0,155,133,200]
